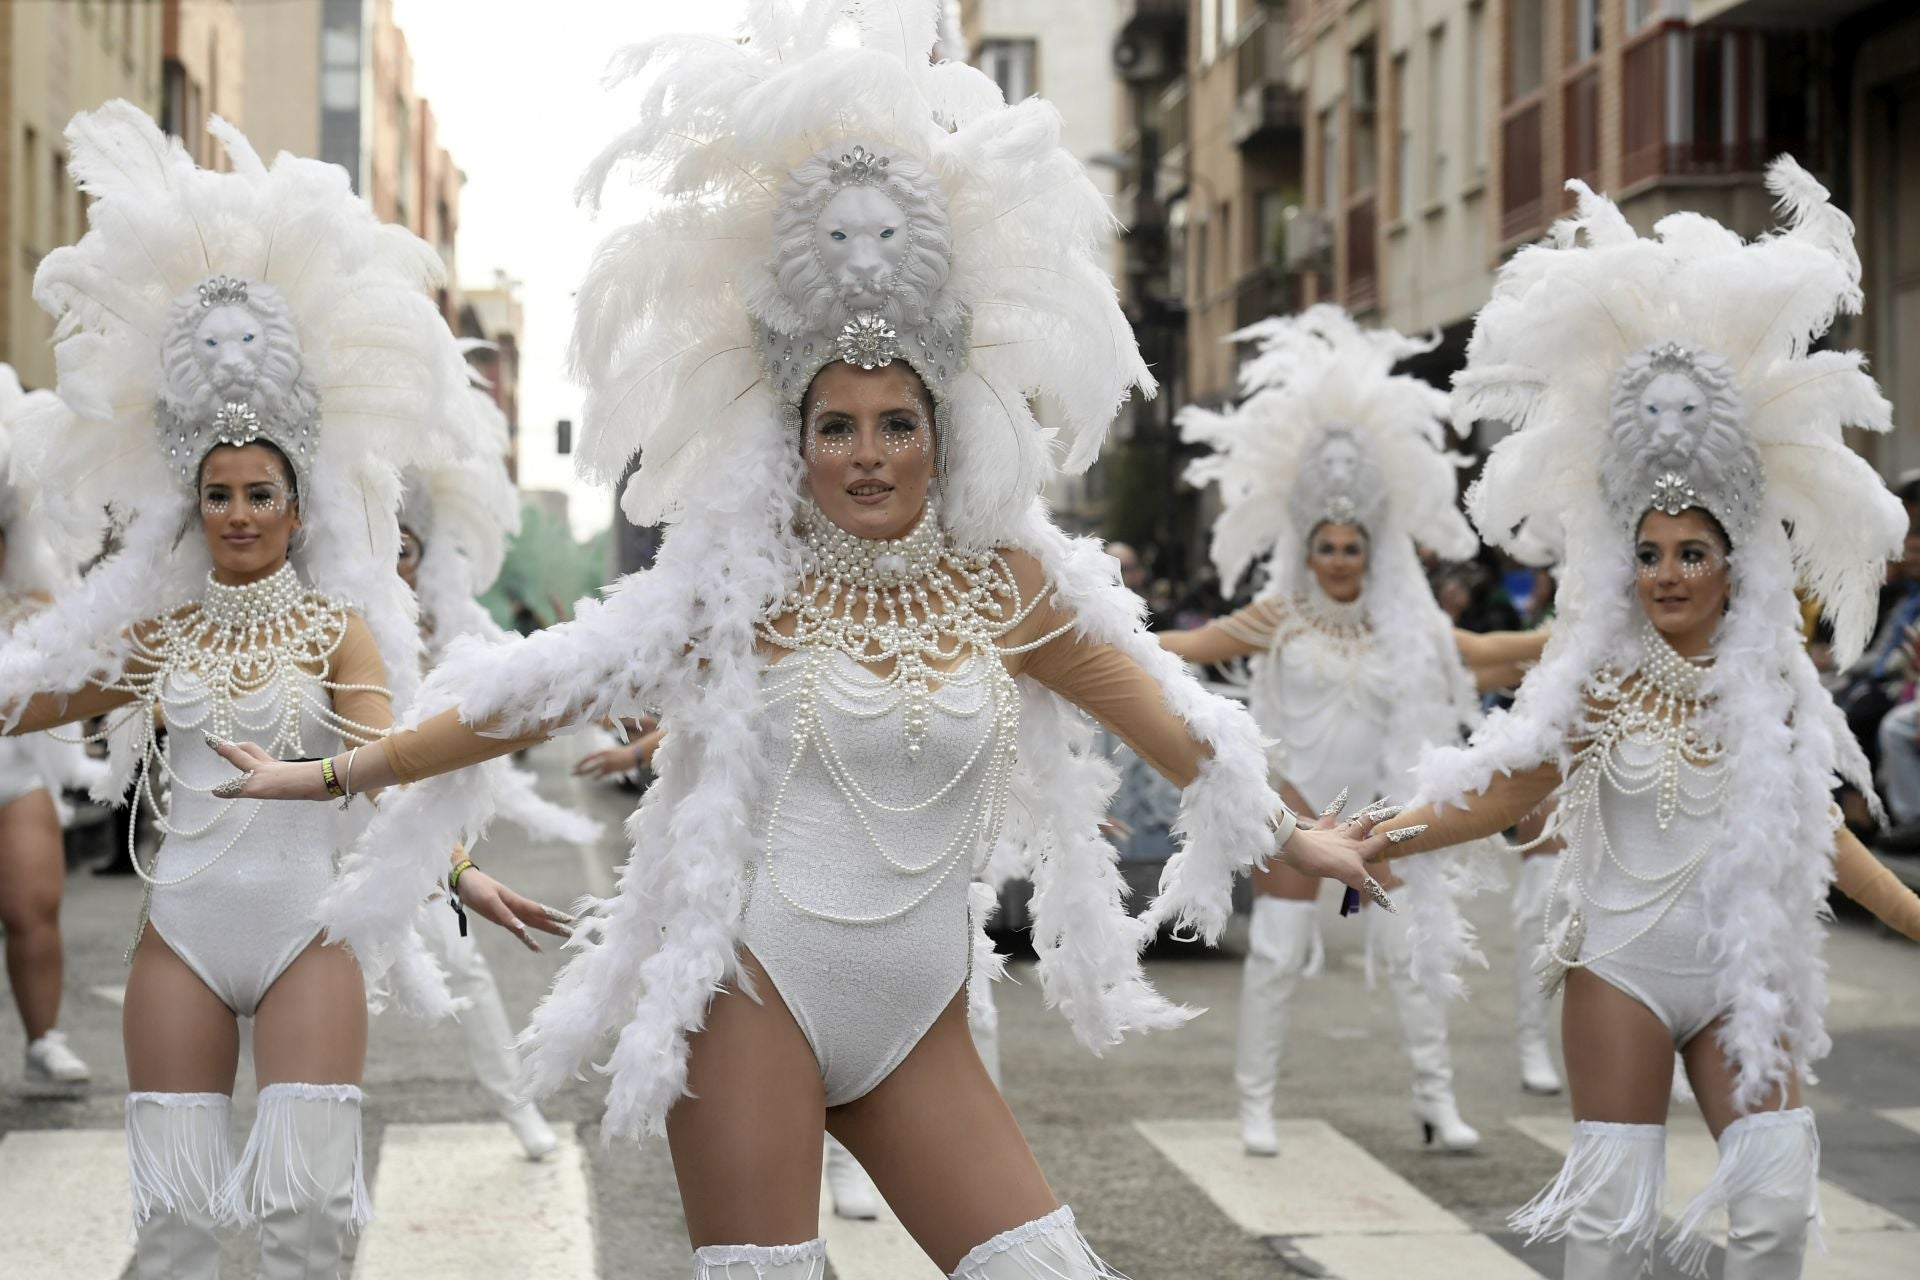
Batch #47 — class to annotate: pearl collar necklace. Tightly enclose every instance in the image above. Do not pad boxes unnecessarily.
[201,563,307,631]
[797,500,946,586]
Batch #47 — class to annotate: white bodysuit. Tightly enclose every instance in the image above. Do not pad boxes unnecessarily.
[741,648,1006,1106]
[144,671,349,1016]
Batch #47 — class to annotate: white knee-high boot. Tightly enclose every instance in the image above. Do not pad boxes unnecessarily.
[424,900,558,1159]
[950,1207,1125,1279]
[223,1082,371,1280]
[1513,1120,1665,1280]
[823,1135,881,1220]
[127,1091,235,1280]
[1667,1108,1820,1279]
[1372,906,1479,1152]
[1234,897,1321,1156]
[1511,854,1564,1094]
[693,1239,827,1278]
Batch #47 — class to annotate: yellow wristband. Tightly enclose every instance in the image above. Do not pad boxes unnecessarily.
[448,857,478,897]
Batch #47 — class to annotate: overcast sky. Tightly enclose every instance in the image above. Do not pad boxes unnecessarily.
[390,1,749,538]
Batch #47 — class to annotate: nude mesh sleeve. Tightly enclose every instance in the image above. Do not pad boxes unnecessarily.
[1376,762,1562,859]
[327,614,395,744]
[1160,597,1283,667]
[381,706,550,784]
[6,682,138,735]
[1832,827,1920,942]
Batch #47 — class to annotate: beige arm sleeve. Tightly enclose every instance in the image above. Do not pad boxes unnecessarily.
[1159,597,1282,667]
[326,614,395,744]
[1453,628,1550,671]
[1374,762,1563,859]
[1832,828,1920,942]
[7,682,139,735]
[1003,552,1210,789]
[380,707,551,784]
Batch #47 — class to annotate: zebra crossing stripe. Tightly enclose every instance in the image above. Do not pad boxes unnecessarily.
[0,1129,134,1280]
[1509,1114,1919,1278]
[818,1170,944,1279]
[1134,1119,1539,1279]
[1881,1108,1920,1138]
[353,1121,597,1279]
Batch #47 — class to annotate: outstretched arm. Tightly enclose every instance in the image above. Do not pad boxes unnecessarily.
[1454,627,1550,693]
[1372,761,1563,859]
[1833,827,1920,942]
[5,682,138,735]
[1158,598,1282,666]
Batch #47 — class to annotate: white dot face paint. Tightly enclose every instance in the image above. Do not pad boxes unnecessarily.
[802,408,930,463]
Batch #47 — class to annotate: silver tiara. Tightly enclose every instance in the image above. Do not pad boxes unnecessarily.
[197,275,250,309]
[827,145,890,187]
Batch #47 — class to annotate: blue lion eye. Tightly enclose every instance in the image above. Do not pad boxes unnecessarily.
[205,338,217,348]
[242,334,254,343]
[1646,405,1657,414]
[880,228,895,239]
[830,230,847,241]
[1682,404,1695,415]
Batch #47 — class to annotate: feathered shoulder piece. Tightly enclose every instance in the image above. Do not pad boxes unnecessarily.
[1454,156,1902,663]
[569,0,1150,545]
[1179,304,1474,593]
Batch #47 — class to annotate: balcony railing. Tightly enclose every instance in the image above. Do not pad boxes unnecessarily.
[1621,24,1810,189]
[1344,191,1377,313]
[1500,92,1545,242]
[1233,263,1299,330]
[1231,11,1304,149]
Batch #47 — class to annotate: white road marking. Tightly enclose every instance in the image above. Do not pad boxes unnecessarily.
[89,983,126,1007]
[1510,1113,1916,1276]
[1136,1119,1537,1278]
[354,1121,597,1279]
[1880,1108,1920,1138]
[0,1129,134,1280]
[818,1170,943,1279]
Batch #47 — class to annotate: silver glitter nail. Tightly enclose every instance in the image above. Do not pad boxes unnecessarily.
[211,771,253,799]
[1319,786,1350,818]
[1385,824,1429,845]
[1368,804,1406,822]
[1363,877,1397,913]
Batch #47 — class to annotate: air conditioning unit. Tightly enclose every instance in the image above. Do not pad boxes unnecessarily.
[1283,209,1331,268]
[1113,34,1171,82]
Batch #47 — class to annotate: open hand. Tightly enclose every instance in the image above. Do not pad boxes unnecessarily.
[452,868,573,953]
[1276,797,1400,911]
[206,737,330,800]
[572,745,640,780]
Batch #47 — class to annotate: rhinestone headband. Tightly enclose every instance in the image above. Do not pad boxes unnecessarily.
[828,144,889,187]
[197,275,250,308]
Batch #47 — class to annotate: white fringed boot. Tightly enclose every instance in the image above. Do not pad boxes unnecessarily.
[1373,906,1480,1152]
[970,974,1003,1090]
[693,1239,827,1278]
[127,1091,235,1280]
[823,1135,881,1220]
[225,1082,371,1280]
[1234,896,1320,1156]
[424,902,558,1160]
[950,1207,1126,1278]
[1667,1108,1820,1279]
[1511,854,1564,1094]
[1513,1120,1665,1280]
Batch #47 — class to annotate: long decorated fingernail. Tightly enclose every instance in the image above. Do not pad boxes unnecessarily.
[1360,797,1395,816]
[1319,787,1350,819]
[538,904,576,926]
[1368,804,1406,822]
[204,732,230,750]
[1385,824,1428,845]
[1363,877,1397,913]
[211,771,252,799]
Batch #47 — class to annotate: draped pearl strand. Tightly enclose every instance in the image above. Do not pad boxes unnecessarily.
[751,504,1066,927]
[1538,622,1727,984]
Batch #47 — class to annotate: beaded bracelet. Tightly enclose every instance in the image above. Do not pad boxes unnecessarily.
[320,756,346,800]
[447,856,478,937]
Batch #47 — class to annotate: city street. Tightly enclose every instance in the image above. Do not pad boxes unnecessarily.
[2,742,1917,1280]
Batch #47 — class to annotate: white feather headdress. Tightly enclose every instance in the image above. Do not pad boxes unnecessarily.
[1180,303,1474,596]
[0,366,71,596]
[1418,158,1902,1111]
[0,103,472,723]
[403,379,520,656]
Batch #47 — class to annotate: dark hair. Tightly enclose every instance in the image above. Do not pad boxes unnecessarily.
[196,439,301,509]
[1636,505,1732,553]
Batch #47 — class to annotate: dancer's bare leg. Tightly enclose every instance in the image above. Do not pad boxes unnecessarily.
[830,991,1058,1273]
[1561,968,1673,1122]
[669,947,828,1249]
[0,790,70,1040]
[1680,1020,1800,1138]
[123,929,240,1092]
[251,938,367,1086]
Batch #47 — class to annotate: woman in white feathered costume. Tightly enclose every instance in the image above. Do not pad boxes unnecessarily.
[0,106,561,1276]
[394,379,602,1162]
[1373,160,1920,1279]
[210,6,1396,1276]
[1158,306,1546,1158]
[0,365,104,1087]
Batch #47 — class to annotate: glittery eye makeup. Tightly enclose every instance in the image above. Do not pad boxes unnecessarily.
[803,411,931,462]
[1635,543,1724,579]
[804,416,856,461]
[201,489,232,517]
[878,414,930,456]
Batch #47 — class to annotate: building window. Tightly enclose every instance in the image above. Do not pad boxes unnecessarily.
[978,39,1036,103]
[322,26,359,110]
[1467,1,1487,177]
[23,127,40,251]
[1350,39,1378,194]
[1626,0,1676,30]
[1572,0,1601,62]
[1507,0,1544,102]
[1257,190,1289,268]
[52,154,68,247]
[1218,199,1233,288]
[1391,53,1410,220]
[1426,23,1449,200]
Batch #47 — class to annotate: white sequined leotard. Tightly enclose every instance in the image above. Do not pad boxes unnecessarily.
[741,647,1014,1105]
